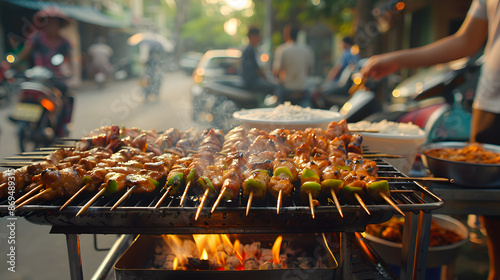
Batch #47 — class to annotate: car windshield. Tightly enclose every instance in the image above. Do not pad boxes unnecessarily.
[205,57,240,70]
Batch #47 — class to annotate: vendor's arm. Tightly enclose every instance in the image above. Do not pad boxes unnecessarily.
[362,15,488,80]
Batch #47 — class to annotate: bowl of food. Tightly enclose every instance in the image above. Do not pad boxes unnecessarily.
[419,141,500,187]
[363,214,468,268]
[233,102,344,132]
[348,120,426,175]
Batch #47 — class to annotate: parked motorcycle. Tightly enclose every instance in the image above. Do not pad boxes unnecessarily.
[365,53,482,142]
[8,54,73,152]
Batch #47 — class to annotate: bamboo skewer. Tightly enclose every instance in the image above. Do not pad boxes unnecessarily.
[377,176,453,183]
[380,192,405,216]
[354,193,370,215]
[245,191,254,216]
[211,186,226,213]
[0,162,41,167]
[350,130,379,133]
[18,151,52,155]
[179,181,192,206]
[59,183,91,211]
[308,192,315,219]
[76,188,106,217]
[195,188,210,221]
[15,188,52,209]
[362,154,404,159]
[110,186,136,211]
[276,189,283,215]
[330,189,344,218]
[4,156,47,160]
[15,184,44,204]
[348,76,367,95]
[154,185,173,209]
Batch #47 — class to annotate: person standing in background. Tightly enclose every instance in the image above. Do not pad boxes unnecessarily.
[361,1,499,279]
[273,25,314,106]
[326,36,360,82]
[239,27,276,94]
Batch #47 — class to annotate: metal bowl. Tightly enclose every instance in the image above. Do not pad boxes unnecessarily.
[419,141,500,188]
[363,214,468,267]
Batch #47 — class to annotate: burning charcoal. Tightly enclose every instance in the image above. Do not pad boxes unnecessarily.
[183,240,197,256]
[186,257,202,270]
[260,248,273,263]
[163,254,176,270]
[153,254,167,268]
[216,251,228,264]
[224,264,235,270]
[283,257,300,269]
[299,258,315,269]
[244,242,261,260]
[199,259,210,270]
[226,256,241,268]
[258,261,282,270]
[244,258,260,270]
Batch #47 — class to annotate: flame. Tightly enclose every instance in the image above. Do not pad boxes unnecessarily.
[173,257,179,270]
[162,235,188,266]
[272,235,283,264]
[201,249,209,260]
[233,239,244,264]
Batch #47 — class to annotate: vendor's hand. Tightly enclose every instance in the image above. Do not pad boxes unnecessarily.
[361,54,401,80]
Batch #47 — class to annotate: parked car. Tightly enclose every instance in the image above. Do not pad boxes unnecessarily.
[179,51,204,75]
[191,49,241,85]
[191,49,242,127]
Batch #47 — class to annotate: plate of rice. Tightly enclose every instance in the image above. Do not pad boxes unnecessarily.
[233,102,344,131]
[348,120,426,174]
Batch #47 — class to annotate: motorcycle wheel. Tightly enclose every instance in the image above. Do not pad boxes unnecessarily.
[18,122,40,153]
[18,116,53,152]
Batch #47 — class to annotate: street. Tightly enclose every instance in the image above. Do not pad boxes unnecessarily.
[0,71,199,280]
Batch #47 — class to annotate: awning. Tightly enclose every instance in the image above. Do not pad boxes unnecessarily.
[3,0,131,28]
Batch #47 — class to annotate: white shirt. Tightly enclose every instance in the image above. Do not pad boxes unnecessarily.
[469,0,500,113]
[273,41,314,91]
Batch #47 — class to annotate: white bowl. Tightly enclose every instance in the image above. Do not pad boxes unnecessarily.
[360,131,426,175]
[363,214,468,268]
[233,107,344,132]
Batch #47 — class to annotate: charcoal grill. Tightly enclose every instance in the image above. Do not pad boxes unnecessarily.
[0,150,444,280]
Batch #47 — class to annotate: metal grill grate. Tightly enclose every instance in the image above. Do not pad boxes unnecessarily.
[0,152,443,235]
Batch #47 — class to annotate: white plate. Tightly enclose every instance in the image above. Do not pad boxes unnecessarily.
[233,108,344,131]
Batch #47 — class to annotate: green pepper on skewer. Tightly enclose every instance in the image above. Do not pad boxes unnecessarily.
[321,179,344,218]
[366,180,404,216]
[195,176,217,221]
[342,181,370,215]
[243,169,271,216]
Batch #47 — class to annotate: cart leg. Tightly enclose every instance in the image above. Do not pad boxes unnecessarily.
[400,211,432,280]
[413,211,432,280]
[66,234,84,280]
[401,212,419,280]
[341,232,353,279]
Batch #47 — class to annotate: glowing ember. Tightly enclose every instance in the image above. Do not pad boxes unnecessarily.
[154,234,332,271]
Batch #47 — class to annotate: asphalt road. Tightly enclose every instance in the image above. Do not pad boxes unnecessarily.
[0,71,199,280]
